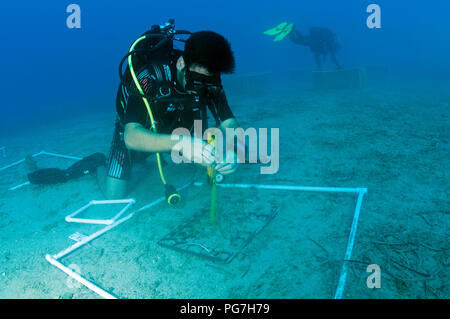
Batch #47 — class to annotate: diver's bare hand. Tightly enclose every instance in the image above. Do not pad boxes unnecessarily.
[172,136,215,167]
[215,151,237,175]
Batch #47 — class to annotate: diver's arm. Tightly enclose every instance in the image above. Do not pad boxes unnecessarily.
[219,117,246,155]
[124,123,178,152]
[124,122,215,165]
[219,117,239,130]
[219,118,245,153]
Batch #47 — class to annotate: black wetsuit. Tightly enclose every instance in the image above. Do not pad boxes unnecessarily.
[107,50,234,180]
[289,26,341,69]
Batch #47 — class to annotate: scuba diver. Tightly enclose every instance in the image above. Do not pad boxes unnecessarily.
[264,22,341,70]
[99,20,240,200]
[27,20,242,204]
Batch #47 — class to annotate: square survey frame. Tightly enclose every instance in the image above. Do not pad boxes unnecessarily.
[65,199,136,225]
[45,182,367,299]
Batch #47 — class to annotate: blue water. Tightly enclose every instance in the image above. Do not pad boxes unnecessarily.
[1,0,449,132]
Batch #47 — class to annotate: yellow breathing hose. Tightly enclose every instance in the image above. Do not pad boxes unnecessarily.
[128,36,181,205]
[128,36,167,185]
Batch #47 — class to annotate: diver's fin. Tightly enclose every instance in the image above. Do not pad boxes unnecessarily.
[273,23,294,42]
[263,22,288,36]
[65,152,106,179]
[27,153,106,185]
[28,168,69,185]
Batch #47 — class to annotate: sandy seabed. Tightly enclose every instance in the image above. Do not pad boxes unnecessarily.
[0,72,448,299]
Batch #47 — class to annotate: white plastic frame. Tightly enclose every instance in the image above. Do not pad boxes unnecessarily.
[65,199,136,225]
[45,183,191,299]
[45,182,367,299]
[202,183,368,299]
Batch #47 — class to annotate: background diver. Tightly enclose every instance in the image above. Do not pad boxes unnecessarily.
[27,21,244,202]
[264,22,342,70]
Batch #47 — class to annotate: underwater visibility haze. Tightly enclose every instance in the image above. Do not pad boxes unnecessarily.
[0,0,448,299]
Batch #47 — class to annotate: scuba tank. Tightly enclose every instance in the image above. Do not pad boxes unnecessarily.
[118,19,191,96]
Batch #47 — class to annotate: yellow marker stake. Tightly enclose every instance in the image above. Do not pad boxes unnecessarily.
[207,133,217,224]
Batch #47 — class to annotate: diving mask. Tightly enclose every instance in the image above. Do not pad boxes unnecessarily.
[185,68,223,98]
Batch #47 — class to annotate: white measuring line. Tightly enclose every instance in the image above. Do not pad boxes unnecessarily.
[9,181,32,191]
[46,255,117,299]
[198,182,366,194]
[46,182,192,299]
[334,188,367,299]
[65,199,136,225]
[46,212,135,299]
[0,151,44,172]
[0,151,83,191]
[39,151,82,161]
[47,182,366,299]
[194,182,368,299]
